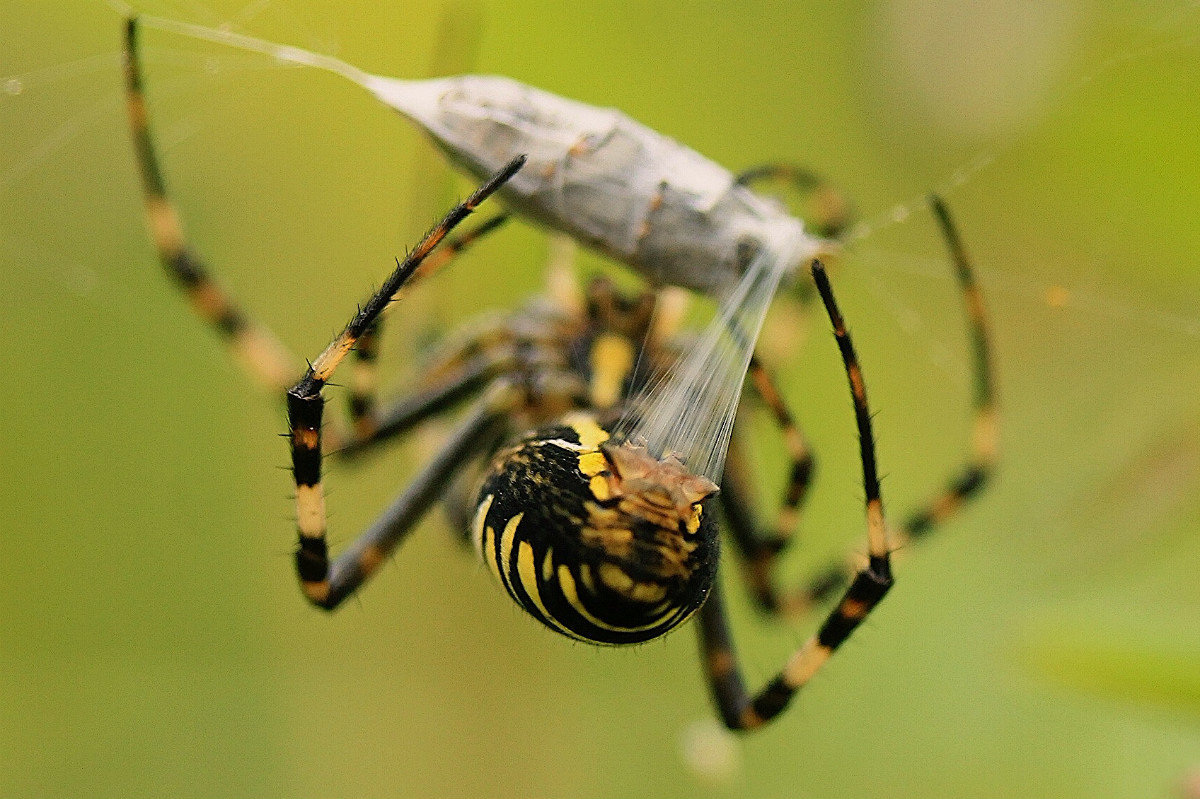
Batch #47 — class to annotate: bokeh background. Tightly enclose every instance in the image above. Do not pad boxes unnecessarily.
[3,2,1199,797]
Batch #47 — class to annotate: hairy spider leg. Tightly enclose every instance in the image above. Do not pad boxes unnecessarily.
[124,17,513,453]
[698,261,893,730]
[286,155,526,608]
[718,195,996,624]
[346,212,512,438]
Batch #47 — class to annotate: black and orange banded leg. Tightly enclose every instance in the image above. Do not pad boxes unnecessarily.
[747,357,816,540]
[735,196,996,622]
[294,381,519,609]
[286,155,526,609]
[735,162,851,240]
[127,15,514,443]
[899,196,997,543]
[124,17,298,392]
[337,345,520,459]
[720,443,847,621]
[721,357,837,617]
[699,261,893,730]
[345,212,511,440]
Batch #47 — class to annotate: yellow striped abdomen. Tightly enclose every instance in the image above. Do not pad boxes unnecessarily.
[472,413,719,645]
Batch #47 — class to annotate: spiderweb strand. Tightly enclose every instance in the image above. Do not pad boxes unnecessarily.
[615,219,808,481]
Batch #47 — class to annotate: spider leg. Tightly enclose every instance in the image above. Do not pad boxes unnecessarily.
[898,196,997,544]
[337,346,518,459]
[286,156,526,609]
[735,162,851,240]
[347,213,511,439]
[296,380,520,609]
[124,17,296,391]
[721,358,840,618]
[125,16,514,442]
[698,261,893,730]
[732,197,996,621]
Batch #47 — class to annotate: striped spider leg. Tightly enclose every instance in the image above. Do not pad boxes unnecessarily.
[123,17,511,452]
[285,156,527,608]
[717,195,997,625]
[698,261,894,730]
[343,211,512,441]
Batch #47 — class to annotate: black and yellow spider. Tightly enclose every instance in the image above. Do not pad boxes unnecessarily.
[124,18,995,731]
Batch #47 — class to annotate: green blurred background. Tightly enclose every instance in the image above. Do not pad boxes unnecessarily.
[3,1,1199,797]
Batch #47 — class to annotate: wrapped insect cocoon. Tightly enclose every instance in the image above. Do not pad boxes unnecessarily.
[137,15,826,298]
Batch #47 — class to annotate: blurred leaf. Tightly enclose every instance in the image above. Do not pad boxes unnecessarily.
[1022,611,1200,718]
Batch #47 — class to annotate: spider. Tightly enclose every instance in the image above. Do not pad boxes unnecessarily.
[123,18,996,730]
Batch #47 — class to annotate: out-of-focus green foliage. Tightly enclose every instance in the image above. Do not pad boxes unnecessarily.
[1025,615,1200,717]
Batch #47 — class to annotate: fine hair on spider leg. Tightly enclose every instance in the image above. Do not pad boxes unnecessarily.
[286,154,527,609]
[695,259,895,730]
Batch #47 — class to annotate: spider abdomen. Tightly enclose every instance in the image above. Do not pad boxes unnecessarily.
[472,412,720,645]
